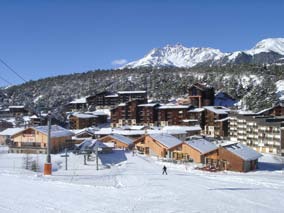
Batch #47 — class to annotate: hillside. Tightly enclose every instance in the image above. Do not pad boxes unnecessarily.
[0,64,283,115]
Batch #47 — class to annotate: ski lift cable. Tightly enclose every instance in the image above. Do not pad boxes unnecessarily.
[0,74,13,85]
[0,57,26,82]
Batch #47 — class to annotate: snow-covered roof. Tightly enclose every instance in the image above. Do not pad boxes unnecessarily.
[117,91,146,94]
[0,127,25,136]
[182,119,198,122]
[23,116,31,122]
[237,110,255,115]
[118,103,126,107]
[149,133,183,148]
[120,125,145,130]
[95,125,201,136]
[138,103,159,107]
[0,108,10,112]
[76,139,96,150]
[215,117,230,122]
[34,125,75,138]
[92,111,108,116]
[189,108,204,113]
[222,142,262,161]
[30,115,39,119]
[77,139,115,151]
[71,113,97,119]
[162,125,201,132]
[8,106,25,109]
[108,134,133,145]
[85,109,110,116]
[159,104,190,109]
[203,106,230,114]
[255,106,274,115]
[69,97,87,104]
[185,139,217,154]
[105,94,119,98]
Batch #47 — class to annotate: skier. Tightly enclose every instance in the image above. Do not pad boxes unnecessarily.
[162,165,167,175]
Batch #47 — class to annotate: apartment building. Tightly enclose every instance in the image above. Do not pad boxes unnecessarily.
[203,106,230,138]
[229,114,284,155]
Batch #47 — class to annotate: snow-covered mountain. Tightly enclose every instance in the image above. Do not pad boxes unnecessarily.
[123,38,284,68]
[124,44,225,68]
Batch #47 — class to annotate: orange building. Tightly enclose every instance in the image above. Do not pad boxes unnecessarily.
[9,125,74,154]
[134,134,183,158]
[179,138,218,163]
[217,142,262,172]
[99,134,134,149]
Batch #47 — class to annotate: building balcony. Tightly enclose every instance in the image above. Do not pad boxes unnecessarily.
[10,142,42,149]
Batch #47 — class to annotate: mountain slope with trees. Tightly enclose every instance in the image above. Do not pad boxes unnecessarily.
[0,64,282,115]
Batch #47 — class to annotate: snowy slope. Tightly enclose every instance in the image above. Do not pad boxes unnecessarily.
[123,38,284,68]
[1,149,284,212]
[246,38,284,55]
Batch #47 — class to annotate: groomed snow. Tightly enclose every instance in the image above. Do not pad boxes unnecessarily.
[0,147,284,213]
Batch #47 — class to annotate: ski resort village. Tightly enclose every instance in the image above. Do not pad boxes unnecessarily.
[1,82,284,212]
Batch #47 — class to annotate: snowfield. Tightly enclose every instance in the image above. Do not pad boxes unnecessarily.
[0,147,284,213]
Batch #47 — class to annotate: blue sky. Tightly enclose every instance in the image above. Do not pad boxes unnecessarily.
[0,0,283,87]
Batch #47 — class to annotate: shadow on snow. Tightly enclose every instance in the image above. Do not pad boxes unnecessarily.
[99,150,127,166]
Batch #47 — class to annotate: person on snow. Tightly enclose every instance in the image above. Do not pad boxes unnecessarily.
[162,165,167,175]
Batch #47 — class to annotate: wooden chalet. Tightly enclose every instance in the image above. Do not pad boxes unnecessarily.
[0,127,24,145]
[99,134,134,149]
[69,113,97,129]
[179,138,218,163]
[216,142,262,172]
[9,125,74,154]
[8,106,29,116]
[133,133,183,158]
[71,128,96,143]
[66,97,87,112]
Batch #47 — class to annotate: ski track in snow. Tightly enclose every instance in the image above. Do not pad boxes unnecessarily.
[0,151,284,212]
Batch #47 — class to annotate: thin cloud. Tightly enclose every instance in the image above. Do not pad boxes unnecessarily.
[112,59,128,66]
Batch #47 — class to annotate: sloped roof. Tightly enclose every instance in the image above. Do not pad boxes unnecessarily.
[149,133,183,148]
[69,97,87,104]
[138,103,159,107]
[9,106,25,109]
[159,104,190,109]
[222,142,262,161]
[118,91,146,94]
[35,125,74,138]
[108,134,133,145]
[0,127,25,136]
[71,113,96,119]
[77,139,115,151]
[185,139,217,154]
[203,106,230,114]
[95,125,200,136]
[189,108,204,113]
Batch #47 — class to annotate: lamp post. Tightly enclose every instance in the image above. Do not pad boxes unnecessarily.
[44,111,52,175]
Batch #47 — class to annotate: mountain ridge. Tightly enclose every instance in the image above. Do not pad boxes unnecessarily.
[123,38,284,68]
